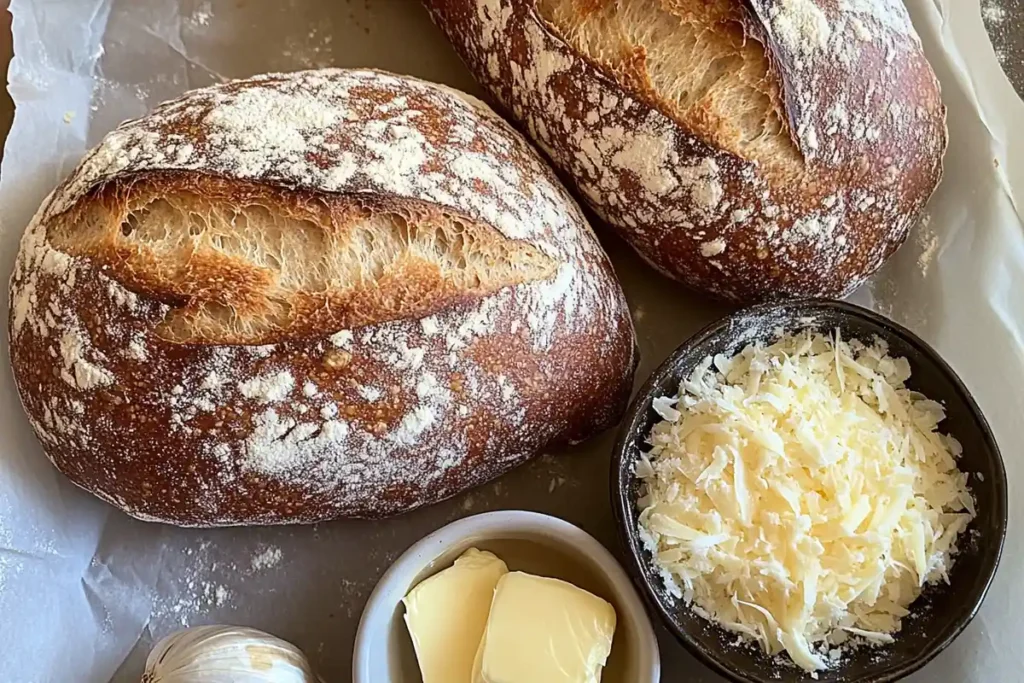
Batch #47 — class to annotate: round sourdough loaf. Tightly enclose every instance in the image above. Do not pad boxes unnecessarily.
[7,69,637,526]
[423,0,947,301]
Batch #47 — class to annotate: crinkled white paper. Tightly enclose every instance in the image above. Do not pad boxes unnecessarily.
[0,1,1020,681]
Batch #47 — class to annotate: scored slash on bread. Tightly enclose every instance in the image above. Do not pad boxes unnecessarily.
[422,0,947,301]
[50,174,560,345]
[8,69,638,526]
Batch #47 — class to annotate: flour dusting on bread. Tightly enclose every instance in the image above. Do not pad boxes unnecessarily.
[8,69,637,525]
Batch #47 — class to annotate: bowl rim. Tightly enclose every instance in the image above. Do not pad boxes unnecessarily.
[610,298,1009,683]
[352,509,662,683]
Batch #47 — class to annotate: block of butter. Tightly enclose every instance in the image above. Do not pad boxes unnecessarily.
[472,571,617,683]
[403,548,508,683]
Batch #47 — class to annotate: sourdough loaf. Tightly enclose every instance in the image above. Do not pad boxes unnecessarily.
[422,0,947,301]
[7,69,637,526]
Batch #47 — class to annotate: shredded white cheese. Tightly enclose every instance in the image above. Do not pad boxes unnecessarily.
[636,331,975,674]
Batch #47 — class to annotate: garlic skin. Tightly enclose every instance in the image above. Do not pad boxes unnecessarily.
[142,625,317,683]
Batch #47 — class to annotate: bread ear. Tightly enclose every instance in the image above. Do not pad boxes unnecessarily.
[49,174,560,344]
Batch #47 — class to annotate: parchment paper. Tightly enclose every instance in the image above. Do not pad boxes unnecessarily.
[0,1,1020,681]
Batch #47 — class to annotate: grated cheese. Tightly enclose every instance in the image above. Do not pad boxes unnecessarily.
[636,330,975,674]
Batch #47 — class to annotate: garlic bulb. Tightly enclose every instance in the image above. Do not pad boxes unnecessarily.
[142,625,317,682]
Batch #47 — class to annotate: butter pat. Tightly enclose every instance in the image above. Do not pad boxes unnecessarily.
[404,548,508,683]
[473,571,617,683]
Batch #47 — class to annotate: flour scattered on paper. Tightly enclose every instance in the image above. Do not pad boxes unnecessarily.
[250,545,283,572]
[548,476,567,493]
[0,498,55,596]
[916,216,939,278]
[157,580,232,628]
[0,516,14,594]
[189,1,212,26]
[535,453,577,495]
[917,235,939,278]
[282,26,335,69]
[340,578,364,618]
[151,542,234,628]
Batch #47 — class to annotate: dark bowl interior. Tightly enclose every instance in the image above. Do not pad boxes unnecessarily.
[612,299,1007,683]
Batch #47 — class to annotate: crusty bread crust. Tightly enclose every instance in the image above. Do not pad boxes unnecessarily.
[8,69,638,526]
[422,0,947,301]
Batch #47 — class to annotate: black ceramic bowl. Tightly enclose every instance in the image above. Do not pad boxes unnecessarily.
[612,299,1007,683]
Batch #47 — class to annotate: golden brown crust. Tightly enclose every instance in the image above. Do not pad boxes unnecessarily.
[8,69,638,526]
[422,0,947,302]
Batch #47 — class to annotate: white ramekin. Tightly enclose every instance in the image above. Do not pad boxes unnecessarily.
[352,510,660,682]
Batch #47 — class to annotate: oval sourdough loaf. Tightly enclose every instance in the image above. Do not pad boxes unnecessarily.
[7,69,638,526]
[422,0,947,301]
